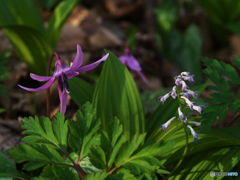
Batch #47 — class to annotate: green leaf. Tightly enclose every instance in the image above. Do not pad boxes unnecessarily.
[52,164,80,180]
[69,77,94,107]
[38,166,56,180]
[156,169,170,175]
[169,146,240,180]
[83,172,109,180]
[201,103,229,132]
[68,102,101,158]
[45,0,80,48]
[115,134,146,166]
[205,92,233,103]
[21,112,68,151]
[232,57,240,71]
[6,144,66,171]
[155,0,177,33]
[203,67,229,91]
[176,25,203,85]
[2,26,52,75]
[107,168,136,180]
[52,113,68,152]
[92,50,145,141]
[0,0,44,33]
[202,57,240,85]
[89,146,106,169]
[0,150,29,179]
[122,159,154,175]
[228,99,240,113]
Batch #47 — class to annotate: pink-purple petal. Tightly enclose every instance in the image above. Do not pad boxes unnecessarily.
[18,78,55,92]
[127,56,142,71]
[137,71,148,84]
[65,71,79,79]
[30,73,54,82]
[119,55,128,65]
[77,53,109,72]
[60,92,68,114]
[69,44,83,71]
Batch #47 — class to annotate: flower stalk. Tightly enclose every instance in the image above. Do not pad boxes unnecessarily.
[158,71,203,177]
[46,52,60,118]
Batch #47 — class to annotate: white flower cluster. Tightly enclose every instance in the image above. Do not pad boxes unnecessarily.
[159,72,203,142]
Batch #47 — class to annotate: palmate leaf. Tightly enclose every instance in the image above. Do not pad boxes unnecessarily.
[201,57,240,132]
[88,118,127,170]
[6,143,66,171]
[68,102,101,159]
[68,77,95,107]
[0,150,29,179]
[83,172,109,180]
[21,112,68,152]
[107,168,136,180]
[202,57,240,85]
[92,50,145,141]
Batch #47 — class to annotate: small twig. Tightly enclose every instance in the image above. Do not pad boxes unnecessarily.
[227,112,240,127]
[60,148,87,179]
[46,52,60,118]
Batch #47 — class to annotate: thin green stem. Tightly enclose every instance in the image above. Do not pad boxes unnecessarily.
[167,86,189,178]
[167,127,188,178]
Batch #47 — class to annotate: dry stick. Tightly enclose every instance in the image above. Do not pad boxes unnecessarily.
[227,112,240,127]
[46,52,60,118]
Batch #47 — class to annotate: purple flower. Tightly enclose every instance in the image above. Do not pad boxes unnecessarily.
[170,86,177,99]
[181,72,190,77]
[180,92,192,99]
[178,107,187,122]
[181,80,189,91]
[158,93,170,105]
[119,45,148,84]
[188,121,201,127]
[175,76,182,86]
[18,44,109,114]
[182,75,195,83]
[161,117,176,132]
[186,89,199,99]
[187,125,200,142]
[192,105,204,114]
[181,96,195,110]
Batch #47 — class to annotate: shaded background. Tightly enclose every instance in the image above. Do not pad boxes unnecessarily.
[0,0,240,153]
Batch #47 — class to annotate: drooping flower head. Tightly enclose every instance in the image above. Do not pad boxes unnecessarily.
[181,72,190,77]
[158,93,170,105]
[178,107,187,122]
[182,75,195,83]
[180,96,195,110]
[188,121,201,127]
[170,86,177,99]
[180,92,192,99]
[175,75,182,86]
[19,44,109,114]
[192,105,204,114]
[187,125,200,142]
[119,42,148,84]
[186,89,198,99]
[161,117,176,132]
